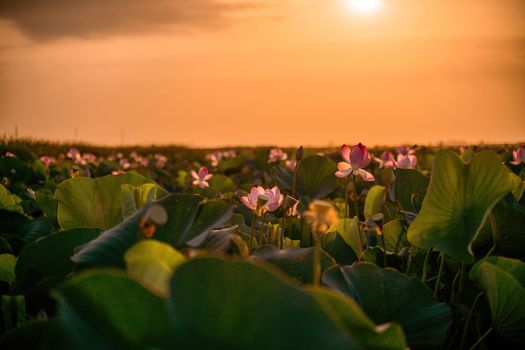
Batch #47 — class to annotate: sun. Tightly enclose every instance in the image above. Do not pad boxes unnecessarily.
[346,0,383,15]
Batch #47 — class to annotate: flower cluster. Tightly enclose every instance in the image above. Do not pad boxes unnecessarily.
[241,186,284,215]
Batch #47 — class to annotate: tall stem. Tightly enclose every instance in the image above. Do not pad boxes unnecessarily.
[422,247,432,282]
[352,174,359,219]
[344,176,349,218]
[380,231,387,267]
[260,213,267,246]
[458,263,466,296]
[460,291,484,350]
[468,327,492,350]
[280,216,286,249]
[312,233,321,286]
[434,252,446,297]
[249,214,257,251]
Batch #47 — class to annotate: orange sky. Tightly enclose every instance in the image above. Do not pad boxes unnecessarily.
[0,0,524,147]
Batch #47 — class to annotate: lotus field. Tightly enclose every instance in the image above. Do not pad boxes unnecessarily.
[1,141,525,350]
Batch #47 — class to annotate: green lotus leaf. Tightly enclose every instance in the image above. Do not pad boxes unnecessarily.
[15,228,100,290]
[407,151,521,263]
[71,194,232,268]
[0,254,17,285]
[0,319,72,350]
[322,262,451,349]
[0,184,23,214]
[490,198,525,260]
[308,287,407,350]
[364,185,386,220]
[327,217,366,257]
[251,245,336,284]
[296,155,339,199]
[469,256,525,343]
[124,240,185,298]
[54,173,167,230]
[121,183,160,219]
[383,219,408,253]
[53,270,169,350]
[168,257,405,349]
[393,168,429,212]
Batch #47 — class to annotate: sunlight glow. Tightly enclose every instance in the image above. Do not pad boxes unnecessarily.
[346,0,383,15]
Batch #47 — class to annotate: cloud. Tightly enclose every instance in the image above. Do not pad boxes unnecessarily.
[0,0,260,41]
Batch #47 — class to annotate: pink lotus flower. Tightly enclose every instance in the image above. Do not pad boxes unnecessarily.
[268,148,288,163]
[511,148,525,165]
[335,143,375,182]
[396,147,416,156]
[206,151,222,167]
[222,150,237,159]
[374,151,395,169]
[82,152,97,165]
[191,167,213,188]
[154,153,167,168]
[112,170,127,175]
[119,158,131,170]
[395,152,417,169]
[285,160,297,171]
[4,152,15,157]
[40,156,55,166]
[67,148,82,163]
[241,186,284,213]
[241,186,265,211]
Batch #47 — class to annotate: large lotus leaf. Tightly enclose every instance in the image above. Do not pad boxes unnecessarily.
[0,254,17,285]
[53,270,169,350]
[0,184,23,214]
[296,155,339,199]
[490,199,525,260]
[54,173,167,230]
[15,228,100,290]
[124,240,185,298]
[407,151,521,263]
[327,217,366,257]
[71,194,232,269]
[393,168,429,212]
[321,231,358,265]
[364,185,386,220]
[383,219,408,253]
[169,257,398,349]
[469,256,525,342]
[322,263,451,349]
[307,287,407,350]
[121,183,160,219]
[251,245,336,284]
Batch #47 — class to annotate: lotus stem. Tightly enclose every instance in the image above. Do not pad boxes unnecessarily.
[460,291,484,350]
[352,174,359,219]
[312,233,321,286]
[249,214,257,251]
[280,216,286,249]
[379,228,387,267]
[345,176,350,218]
[434,252,446,298]
[458,263,466,296]
[260,213,267,246]
[421,247,432,282]
[468,327,492,350]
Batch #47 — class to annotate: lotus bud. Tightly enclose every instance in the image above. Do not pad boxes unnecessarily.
[350,143,372,169]
[295,146,304,162]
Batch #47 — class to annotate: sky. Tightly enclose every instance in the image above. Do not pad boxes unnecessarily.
[0,0,524,147]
